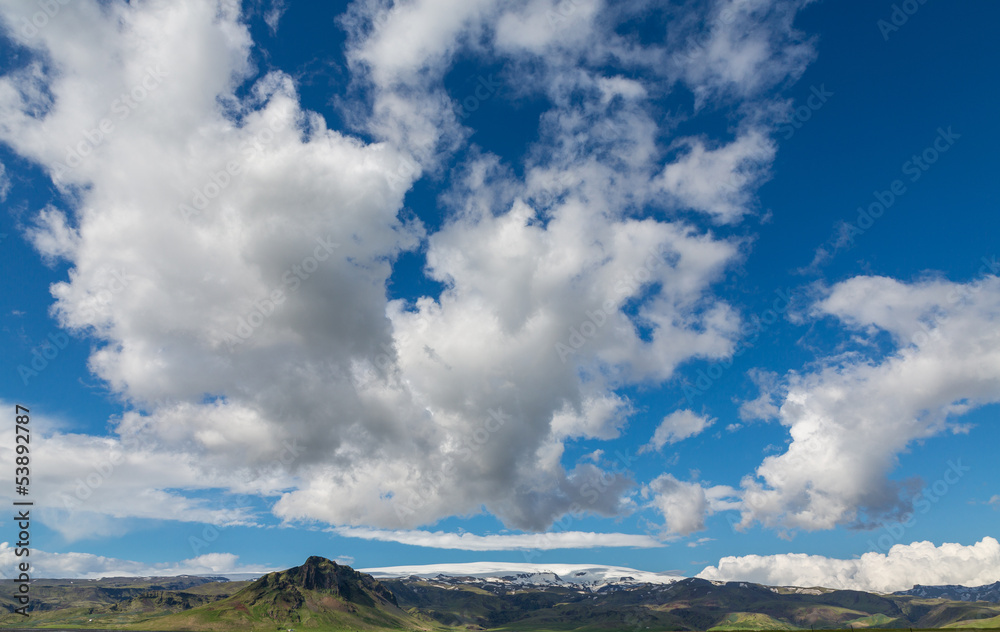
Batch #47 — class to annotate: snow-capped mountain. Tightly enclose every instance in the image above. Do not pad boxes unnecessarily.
[895,581,1000,603]
[359,562,684,592]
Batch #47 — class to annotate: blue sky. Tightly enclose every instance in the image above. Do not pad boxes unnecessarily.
[1,0,999,592]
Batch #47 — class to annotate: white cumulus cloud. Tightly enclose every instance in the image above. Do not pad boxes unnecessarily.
[698,537,1000,593]
[657,132,775,223]
[641,410,715,453]
[0,0,816,540]
[643,474,739,536]
[738,275,1000,531]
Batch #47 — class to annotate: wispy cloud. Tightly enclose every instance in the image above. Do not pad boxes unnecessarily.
[0,160,9,201]
[640,410,715,453]
[0,545,272,580]
[333,527,664,551]
[263,0,286,34]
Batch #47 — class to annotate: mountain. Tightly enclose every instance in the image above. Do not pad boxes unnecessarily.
[896,581,1000,603]
[126,556,435,632]
[360,561,683,591]
[379,574,1000,631]
[0,576,249,628]
[5,558,1000,631]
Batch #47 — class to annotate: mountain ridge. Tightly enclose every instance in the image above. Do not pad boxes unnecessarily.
[360,561,685,591]
[895,581,1000,603]
[123,555,430,632]
[4,556,1000,631]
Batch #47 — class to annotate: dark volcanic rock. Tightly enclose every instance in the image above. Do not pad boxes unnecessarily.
[249,555,398,608]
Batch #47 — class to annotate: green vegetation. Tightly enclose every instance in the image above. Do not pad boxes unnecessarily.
[710,612,802,630]
[1,558,999,632]
[0,575,248,629]
[943,615,1000,629]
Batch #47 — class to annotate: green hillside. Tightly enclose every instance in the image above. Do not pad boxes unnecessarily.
[2,559,999,632]
[128,556,438,632]
[709,611,802,630]
[0,576,247,628]
[943,615,1000,629]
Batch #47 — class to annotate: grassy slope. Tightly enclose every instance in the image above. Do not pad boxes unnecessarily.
[710,612,803,630]
[943,615,1000,629]
[3,574,1000,632]
[944,616,1000,630]
[124,592,432,632]
[122,558,443,632]
[0,580,245,629]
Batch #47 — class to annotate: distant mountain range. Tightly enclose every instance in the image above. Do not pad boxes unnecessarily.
[895,581,1000,603]
[374,568,1000,631]
[360,561,684,591]
[3,556,1000,631]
